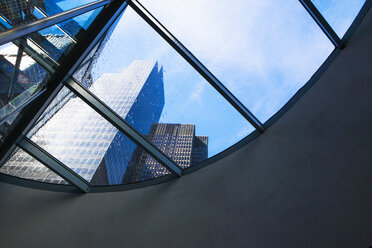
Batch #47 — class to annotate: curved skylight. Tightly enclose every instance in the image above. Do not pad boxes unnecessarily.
[0,0,367,191]
[139,0,334,122]
[74,7,253,159]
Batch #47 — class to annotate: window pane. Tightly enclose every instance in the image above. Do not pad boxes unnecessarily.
[0,0,100,29]
[73,7,254,169]
[0,7,103,139]
[311,0,365,37]
[0,147,69,185]
[27,87,170,185]
[138,0,334,122]
[0,41,49,123]
[27,7,103,62]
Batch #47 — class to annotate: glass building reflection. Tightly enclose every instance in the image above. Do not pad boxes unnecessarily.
[124,123,208,183]
[1,58,209,185]
[1,61,165,184]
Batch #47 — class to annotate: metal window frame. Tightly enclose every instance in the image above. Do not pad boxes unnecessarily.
[0,0,129,192]
[0,36,58,124]
[299,0,344,49]
[33,6,78,44]
[0,0,183,192]
[0,0,112,46]
[127,0,265,133]
[64,78,182,176]
[18,138,92,192]
[0,0,370,192]
[0,0,110,125]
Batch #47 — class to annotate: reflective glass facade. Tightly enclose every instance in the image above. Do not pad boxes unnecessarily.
[0,147,68,184]
[124,123,208,182]
[27,61,164,184]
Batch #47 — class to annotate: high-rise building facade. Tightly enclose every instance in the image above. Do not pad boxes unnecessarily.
[90,60,165,184]
[0,60,165,185]
[123,123,208,183]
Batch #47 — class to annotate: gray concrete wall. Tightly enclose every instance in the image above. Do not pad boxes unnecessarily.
[0,5,372,248]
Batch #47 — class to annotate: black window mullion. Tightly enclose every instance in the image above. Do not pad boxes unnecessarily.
[127,0,265,133]
[299,0,344,49]
[0,0,112,46]
[17,137,91,192]
[64,78,182,177]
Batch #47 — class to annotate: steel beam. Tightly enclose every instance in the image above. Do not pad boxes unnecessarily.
[299,0,344,49]
[127,0,265,133]
[18,137,91,192]
[0,0,111,46]
[64,78,182,176]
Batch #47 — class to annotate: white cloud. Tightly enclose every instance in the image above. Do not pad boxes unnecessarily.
[138,0,335,121]
[188,80,205,105]
[89,0,362,154]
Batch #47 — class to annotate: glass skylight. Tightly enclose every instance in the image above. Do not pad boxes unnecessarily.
[73,7,253,162]
[139,0,334,122]
[0,0,366,191]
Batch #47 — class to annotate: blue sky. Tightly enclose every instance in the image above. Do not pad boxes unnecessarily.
[83,0,365,158]
[312,0,366,37]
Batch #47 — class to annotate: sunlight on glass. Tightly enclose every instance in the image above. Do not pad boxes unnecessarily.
[0,147,69,184]
[27,87,169,185]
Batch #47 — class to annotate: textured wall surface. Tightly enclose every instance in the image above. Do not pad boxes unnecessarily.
[0,5,371,248]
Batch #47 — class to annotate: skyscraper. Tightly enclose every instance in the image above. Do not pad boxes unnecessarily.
[123,123,208,183]
[0,60,165,185]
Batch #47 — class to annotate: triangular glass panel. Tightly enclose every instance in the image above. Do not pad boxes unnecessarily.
[72,7,254,169]
[26,86,170,185]
[138,0,334,122]
[0,147,69,184]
